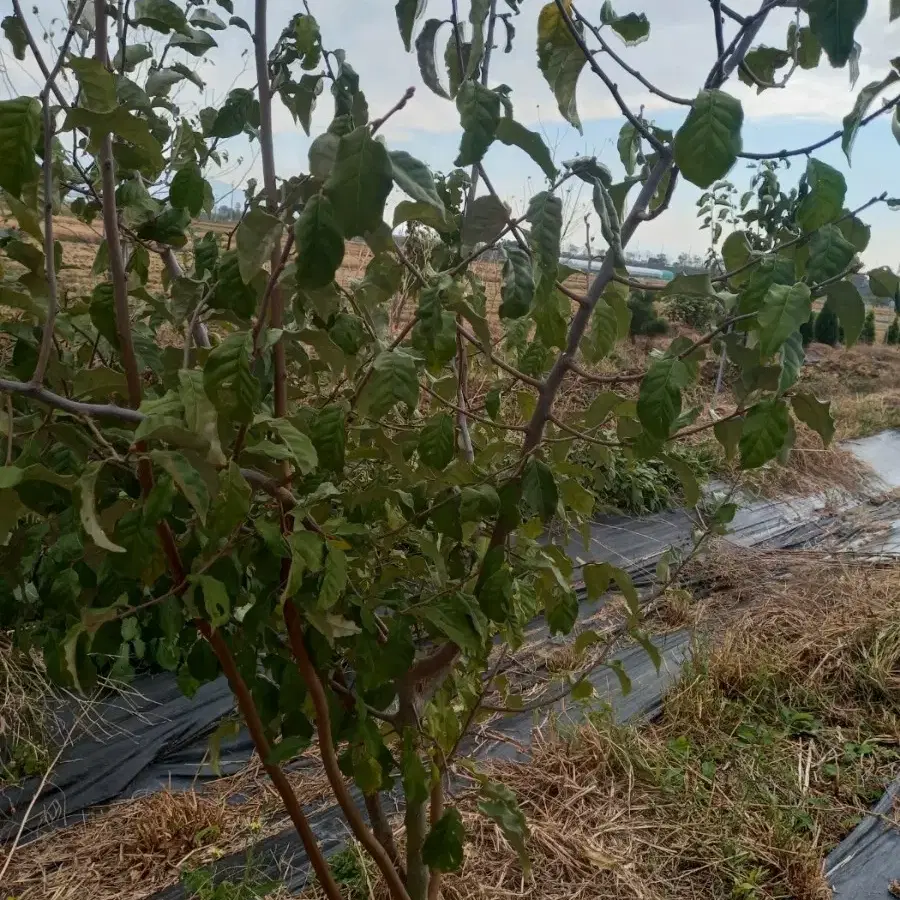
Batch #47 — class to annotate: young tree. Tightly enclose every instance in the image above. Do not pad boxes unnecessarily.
[628,290,668,339]
[860,308,876,344]
[814,303,841,346]
[886,316,900,346]
[0,0,897,897]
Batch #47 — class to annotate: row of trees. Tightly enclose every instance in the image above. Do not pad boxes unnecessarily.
[1,0,900,897]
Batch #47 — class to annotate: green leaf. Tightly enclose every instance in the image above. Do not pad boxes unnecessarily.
[836,212,871,253]
[209,464,251,538]
[739,45,791,92]
[169,164,206,216]
[209,88,259,139]
[209,250,257,318]
[477,781,530,873]
[294,194,345,289]
[63,107,165,175]
[419,413,455,469]
[757,282,812,357]
[537,0,587,133]
[3,192,42,241]
[133,0,189,33]
[824,280,865,347]
[461,195,510,246]
[615,128,644,184]
[178,369,225,466]
[318,546,347,610]
[324,126,393,238]
[415,18,449,99]
[739,399,790,469]
[361,350,419,418]
[797,158,846,232]
[272,420,318,474]
[663,455,700,507]
[190,8,227,29]
[115,43,154,72]
[310,404,347,474]
[235,206,283,283]
[0,97,40,198]
[582,299,618,363]
[455,82,501,167]
[150,451,210,524]
[499,244,535,318]
[661,273,715,298]
[401,731,429,806]
[170,26,218,56]
[522,457,558,521]
[495,118,558,180]
[806,224,856,285]
[792,391,835,446]
[570,680,594,700]
[637,357,691,439]
[674,90,744,189]
[714,416,743,463]
[191,575,230,626]
[422,808,465,872]
[389,150,446,217]
[416,592,487,655]
[394,200,453,232]
[2,14,27,60]
[203,332,258,424]
[608,11,650,45]
[396,0,426,50]
[842,71,900,161]
[69,58,118,113]
[789,24,822,69]
[779,330,805,393]
[868,266,899,298]
[807,0,867,67]
[526,190,563,272]
[78,461,126,553]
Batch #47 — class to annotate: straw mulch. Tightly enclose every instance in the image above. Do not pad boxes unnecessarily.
[2,754,333,900]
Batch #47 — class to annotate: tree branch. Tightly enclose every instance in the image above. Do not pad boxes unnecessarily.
[554,0,664,152]
[739,95,900,160]
[283,601,411,900]
[370,86,416,134]
[196,620,345,900]
[455,322,543,389]
[254,0,288,421]
[32,94,60,386]
[572,5,692,106]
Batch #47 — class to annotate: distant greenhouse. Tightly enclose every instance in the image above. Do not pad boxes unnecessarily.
[560,255,674,284]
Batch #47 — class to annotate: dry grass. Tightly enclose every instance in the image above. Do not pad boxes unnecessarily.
[0,636,61,787]
[2,754,334,900]
[427,555,900,900]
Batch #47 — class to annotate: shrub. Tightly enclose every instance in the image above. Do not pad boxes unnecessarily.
[664,293,719,330]
[814,303,840,346]
[860,309,876,344]
[628,291,669,339]
[886,316,900,345]
[799,313,816,347]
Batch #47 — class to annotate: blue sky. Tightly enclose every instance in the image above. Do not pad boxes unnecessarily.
[4,0,899,265]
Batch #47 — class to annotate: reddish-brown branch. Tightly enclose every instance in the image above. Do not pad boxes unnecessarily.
[254,0,288,421]
[283,600,412,900]
[197,620,344,900]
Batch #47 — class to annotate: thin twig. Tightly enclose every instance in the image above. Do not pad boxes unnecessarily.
[573,5,692,106]
[554,0,664,152]
[370,86,416,134]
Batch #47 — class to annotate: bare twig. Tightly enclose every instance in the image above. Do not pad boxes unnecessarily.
[739,95,900,159]
[572,5,692,106]
[371,86,416,134]
[554,0,664,152]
